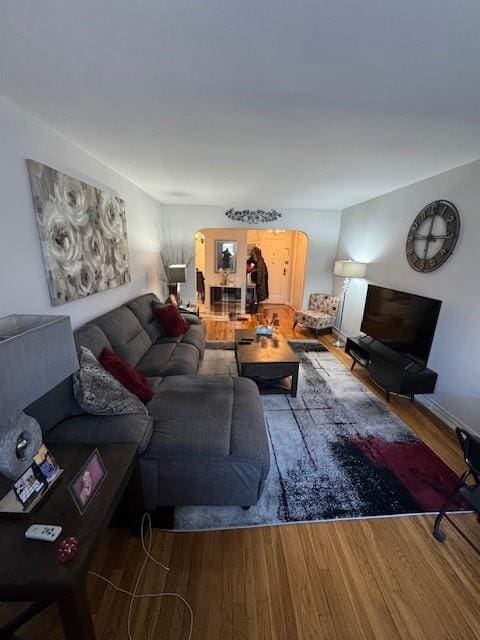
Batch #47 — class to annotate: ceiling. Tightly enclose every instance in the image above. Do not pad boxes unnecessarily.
[1,1,480,209]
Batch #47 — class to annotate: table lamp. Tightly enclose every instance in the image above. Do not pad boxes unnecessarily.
[168,264,187,304]
[0,315,78,479]
[332,260,367,347]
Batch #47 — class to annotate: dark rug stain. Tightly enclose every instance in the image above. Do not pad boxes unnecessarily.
[288,340,328,353]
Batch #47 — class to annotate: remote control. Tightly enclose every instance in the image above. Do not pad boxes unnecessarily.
[25,524,62,542]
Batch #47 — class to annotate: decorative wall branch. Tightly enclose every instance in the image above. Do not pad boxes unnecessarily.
[156,223,195,285]
[225,208,282,224]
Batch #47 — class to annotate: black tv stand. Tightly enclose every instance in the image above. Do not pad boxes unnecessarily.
[345,335,438,402]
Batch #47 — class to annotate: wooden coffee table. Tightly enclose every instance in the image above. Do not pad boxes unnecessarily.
[235,329,300,397]
[0,443,142,640]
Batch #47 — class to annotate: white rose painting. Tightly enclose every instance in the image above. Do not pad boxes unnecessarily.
[26,160,131,306]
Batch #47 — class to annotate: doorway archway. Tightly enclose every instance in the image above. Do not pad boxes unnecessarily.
[194,228,308,316]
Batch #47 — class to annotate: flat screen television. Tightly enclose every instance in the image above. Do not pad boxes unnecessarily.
[360,285,441,366]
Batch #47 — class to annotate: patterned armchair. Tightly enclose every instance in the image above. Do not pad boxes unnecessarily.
[293,293,339,335]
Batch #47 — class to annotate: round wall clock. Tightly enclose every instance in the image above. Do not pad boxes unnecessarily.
[405,200,460,272]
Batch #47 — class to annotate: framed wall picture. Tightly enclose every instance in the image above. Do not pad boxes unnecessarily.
[69,449,107,515]
[26,160,130,306]
[215,240,237,273]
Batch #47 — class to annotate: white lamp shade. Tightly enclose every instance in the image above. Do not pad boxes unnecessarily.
[168,264,187,283]
[334,260,367,279]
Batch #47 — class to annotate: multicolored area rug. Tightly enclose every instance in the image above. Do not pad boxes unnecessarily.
[176,347,465,531]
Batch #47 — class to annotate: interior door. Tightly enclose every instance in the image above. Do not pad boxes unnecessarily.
[257,233,291,304]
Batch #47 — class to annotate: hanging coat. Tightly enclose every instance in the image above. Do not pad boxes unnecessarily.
[254,256,269,302]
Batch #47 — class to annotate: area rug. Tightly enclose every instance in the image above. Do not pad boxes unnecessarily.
[200,313,249,322]
[205,338,328,352]
[177,347,465,531]
[205,340,235,350]
[287,339,328,353]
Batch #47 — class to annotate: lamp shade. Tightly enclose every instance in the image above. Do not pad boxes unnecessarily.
[334,260,367,279]
[0,315,79,417]
[168,264,187,284]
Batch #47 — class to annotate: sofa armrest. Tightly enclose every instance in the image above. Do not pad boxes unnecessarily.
[45,413,154,454]
[181,312,202,326]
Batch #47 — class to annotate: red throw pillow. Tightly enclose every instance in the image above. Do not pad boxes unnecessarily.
[99,348,154,403]
[153,303,189,337]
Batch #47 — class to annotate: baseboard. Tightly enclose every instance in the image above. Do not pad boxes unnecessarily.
[416,396,469,433]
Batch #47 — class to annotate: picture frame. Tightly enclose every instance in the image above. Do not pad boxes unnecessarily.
[68,449,107,516]
[33,444,60,484]
[1,446,64,516]
[13,465,47,509]
[215,240,237,273]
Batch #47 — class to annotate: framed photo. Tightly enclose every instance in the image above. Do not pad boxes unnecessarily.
[33,444,60,483]
[8,446,64,514]
[215,240,237,273]
[69,449,107,515]
[13,466,47,508]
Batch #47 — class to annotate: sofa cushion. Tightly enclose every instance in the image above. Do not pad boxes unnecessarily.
[94,307,152,366]
[46,413,154,454]
[137,343,199,376]
[152,301,202,327]
[145,375,234,460]
[74,323,112,358]
[126,293,165,342]
[181,312,203,326]
[154,335,182,346]
[153,325,204,353]
[229,377,270,469]
[136,343,176,376]
[26,377,83,435]
[149,377,164,392]
[99,348,154,403]
[164,343,201,375]
[141,375,270,507]
[73,347,147,416]
[153,304,189,337]
[179,323,206,357]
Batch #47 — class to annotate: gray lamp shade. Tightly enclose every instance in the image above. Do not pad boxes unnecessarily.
[333,260,367,279]
[168,264,187,283]
[0,315,79,417]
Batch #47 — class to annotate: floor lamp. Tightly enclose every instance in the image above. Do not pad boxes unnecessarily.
[332,260,367,347]
[168,264,187,304]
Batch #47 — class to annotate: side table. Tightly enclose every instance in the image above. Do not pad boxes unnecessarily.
[0,443,142,640]
[178,304,200,317]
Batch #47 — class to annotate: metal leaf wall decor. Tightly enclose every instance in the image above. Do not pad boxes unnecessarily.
[225,208,282,224]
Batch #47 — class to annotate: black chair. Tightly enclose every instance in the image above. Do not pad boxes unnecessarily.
[433,427,480,554]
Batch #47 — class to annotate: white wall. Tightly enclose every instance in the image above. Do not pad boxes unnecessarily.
[335,159,480,433]
[161,205,342,307]
[0,95,162,328]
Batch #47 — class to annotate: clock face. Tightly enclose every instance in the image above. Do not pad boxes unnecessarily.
[406,200,460,272]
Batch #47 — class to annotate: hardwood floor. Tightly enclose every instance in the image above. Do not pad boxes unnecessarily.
[7,305,480,640]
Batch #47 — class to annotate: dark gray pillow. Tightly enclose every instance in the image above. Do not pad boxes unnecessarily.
[73,346,147,416]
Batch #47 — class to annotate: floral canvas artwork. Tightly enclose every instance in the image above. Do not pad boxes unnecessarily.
[26,160,130,306]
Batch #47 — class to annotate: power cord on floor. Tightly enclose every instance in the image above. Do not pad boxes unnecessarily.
[88,513,193,640]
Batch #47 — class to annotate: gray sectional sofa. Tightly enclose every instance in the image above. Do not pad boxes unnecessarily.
[26,293,270,510]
